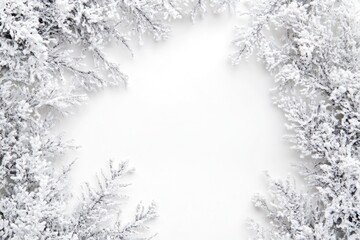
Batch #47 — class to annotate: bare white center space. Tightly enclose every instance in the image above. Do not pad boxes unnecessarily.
[56,15,297,239]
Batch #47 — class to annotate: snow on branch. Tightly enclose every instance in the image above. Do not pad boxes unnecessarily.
[233,0,360,238]
[0,0,237,239]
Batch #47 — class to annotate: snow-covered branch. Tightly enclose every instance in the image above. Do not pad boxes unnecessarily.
[233,0,360,238]
[0,0,237,239]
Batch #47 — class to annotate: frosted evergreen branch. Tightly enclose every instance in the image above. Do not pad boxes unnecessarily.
[0,0,238,239]
[234,0,360,238]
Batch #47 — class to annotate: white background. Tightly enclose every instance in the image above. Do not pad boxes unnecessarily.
[56,14,299,240]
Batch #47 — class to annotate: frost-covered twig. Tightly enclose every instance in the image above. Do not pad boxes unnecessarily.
[0,0,237,239]
[233,0,360,238]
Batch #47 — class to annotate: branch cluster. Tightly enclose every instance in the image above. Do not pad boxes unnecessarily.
[233,0,360,239]
[0,0,237,239]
